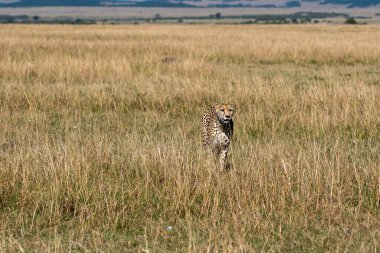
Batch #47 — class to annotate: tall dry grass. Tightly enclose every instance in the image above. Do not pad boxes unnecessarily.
[0,24,380,252]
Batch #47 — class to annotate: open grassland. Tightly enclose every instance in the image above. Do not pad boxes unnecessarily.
[1,24,380,252]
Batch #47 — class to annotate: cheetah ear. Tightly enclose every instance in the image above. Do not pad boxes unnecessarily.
[213,104,221,115]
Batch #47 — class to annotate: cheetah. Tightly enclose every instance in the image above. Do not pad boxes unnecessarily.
[202,103,235,171]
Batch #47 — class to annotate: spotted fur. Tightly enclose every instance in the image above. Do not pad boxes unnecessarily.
[202,103,235,170]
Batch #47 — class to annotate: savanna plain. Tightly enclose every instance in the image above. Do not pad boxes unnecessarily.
[1,24,380,252]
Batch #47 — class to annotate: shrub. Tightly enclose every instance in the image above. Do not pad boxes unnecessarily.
[345,17,357,24]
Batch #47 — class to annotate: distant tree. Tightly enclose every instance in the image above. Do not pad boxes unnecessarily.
[6,16,15,23]
[178,19,183,23]
[153,13,161,22]
[215,12,221,19]
[32,15,40,22]
[345,17,357,24]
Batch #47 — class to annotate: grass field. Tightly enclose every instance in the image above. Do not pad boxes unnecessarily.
[1,24,380,252]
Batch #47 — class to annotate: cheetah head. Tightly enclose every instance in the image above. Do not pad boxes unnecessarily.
[215,104,235,124]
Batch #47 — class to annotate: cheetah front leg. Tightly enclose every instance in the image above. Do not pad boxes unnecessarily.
[211,146,221,163]
[219,147,229,171]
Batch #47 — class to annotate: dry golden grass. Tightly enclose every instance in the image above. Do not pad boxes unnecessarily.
[0,24,380,252]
